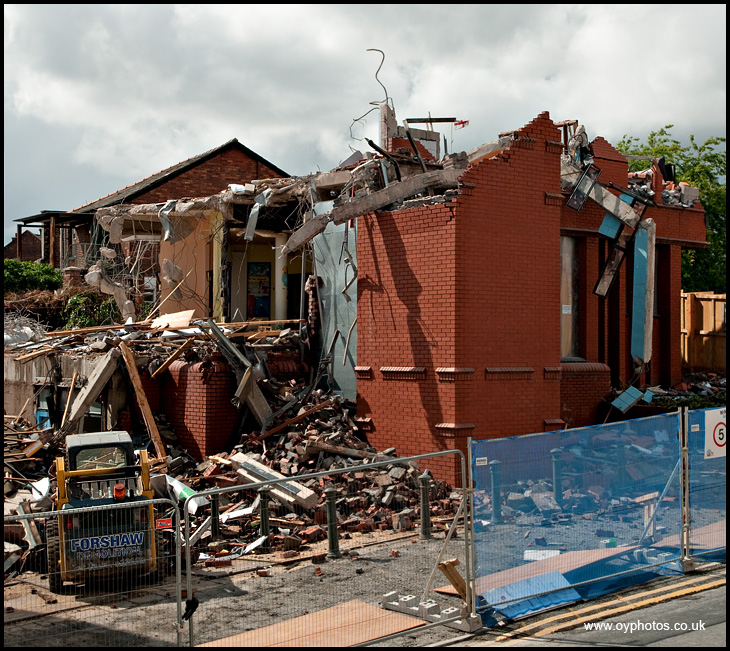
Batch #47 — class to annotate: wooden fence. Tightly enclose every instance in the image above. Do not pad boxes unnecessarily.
[681,292,726,372]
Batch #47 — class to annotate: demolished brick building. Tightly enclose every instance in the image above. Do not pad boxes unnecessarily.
[351,109,707,483]
[6,109,708,487]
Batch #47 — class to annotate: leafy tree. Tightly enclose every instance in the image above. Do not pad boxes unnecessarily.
[4,258,63,293]
[616,126,726,293]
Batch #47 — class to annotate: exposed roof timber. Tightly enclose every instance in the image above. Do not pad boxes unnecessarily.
[282,168,462,255]
[14,211,89,227]
[95,195,225,221]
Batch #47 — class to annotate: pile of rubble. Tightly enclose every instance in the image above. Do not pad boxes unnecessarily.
[653,372,726,399]
[4,312,458,576]
[4,311,48,347]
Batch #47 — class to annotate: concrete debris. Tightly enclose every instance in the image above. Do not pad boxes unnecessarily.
[4,312,458,578]
[4,313,48,344]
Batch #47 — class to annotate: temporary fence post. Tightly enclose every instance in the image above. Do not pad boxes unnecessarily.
[419,470,432,539]
[324,484,341,559]
[465,439,477,621]
[679,407,695,570]
[258,485,271,553]
[210,494,220,539]
[489,460,502,523]
[551,448,563,507]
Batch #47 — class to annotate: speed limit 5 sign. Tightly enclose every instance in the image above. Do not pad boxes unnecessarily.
[705,407,726,459]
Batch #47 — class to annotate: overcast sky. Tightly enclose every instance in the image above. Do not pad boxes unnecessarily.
[4,4,726,247]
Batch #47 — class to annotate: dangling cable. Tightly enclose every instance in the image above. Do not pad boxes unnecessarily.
[349,48,394,142]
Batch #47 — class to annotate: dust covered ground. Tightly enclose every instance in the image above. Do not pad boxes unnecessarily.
[4,525,472,647]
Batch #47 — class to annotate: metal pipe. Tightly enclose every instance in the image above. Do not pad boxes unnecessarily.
[489,460,502,523]
[325,484,341,559]
[419,470,432,539]
[258,485,271,553]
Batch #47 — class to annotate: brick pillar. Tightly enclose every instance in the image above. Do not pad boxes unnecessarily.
[659,244,683,386]
[63,267,84,287]
[161,354,239,460]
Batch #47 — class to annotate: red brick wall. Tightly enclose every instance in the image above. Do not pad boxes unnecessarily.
[133,149,283,204]
[560,362,611,428]
[160,354,239,460]
[455,113,564,442]
[357,112,567,485]
[387,136,438,162]
[356,201,460,482]
[4,230,43,262]
[356,111,705,485]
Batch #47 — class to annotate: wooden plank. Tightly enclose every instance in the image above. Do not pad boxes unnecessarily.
[56,348,121,441]
[43,324,125,337]
[150,337,196,379]
[253,399,334,441]
[438,558,467,601]
[15,347,55,363]
[196,599,425,647]
[12,397,32,424]
[60,371,78,428]
[118,342,167,461]
[234,367,273,427]
[228,452,318,510]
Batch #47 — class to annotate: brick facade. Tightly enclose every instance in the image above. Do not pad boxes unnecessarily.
[115,354,239,461]
[356,111,707,485]
[160,354,239,460]
[4,229,43,262]
[131,148,283,205]
[559,362,612,428]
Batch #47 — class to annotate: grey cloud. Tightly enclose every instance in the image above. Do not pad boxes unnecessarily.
[4,4,725,246]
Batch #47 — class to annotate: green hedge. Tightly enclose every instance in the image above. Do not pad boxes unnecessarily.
[4,259,63,293]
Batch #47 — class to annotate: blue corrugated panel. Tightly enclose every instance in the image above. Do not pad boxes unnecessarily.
[631,226,650,361]
[611,385,644,412]
[599,213,622,239]
[480,570,582,620]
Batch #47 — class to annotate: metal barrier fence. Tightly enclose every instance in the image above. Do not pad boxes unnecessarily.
[470,408,726,626]
[686,407,727,561]
[4,498,181,647]
[181,450,479,647]
[6,411,723,646]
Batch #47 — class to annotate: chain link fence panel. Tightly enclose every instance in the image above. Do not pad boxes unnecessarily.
[470,412,686,625]
[4,498,181,647]
[686,407,726,561]
[180,450,479,647]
